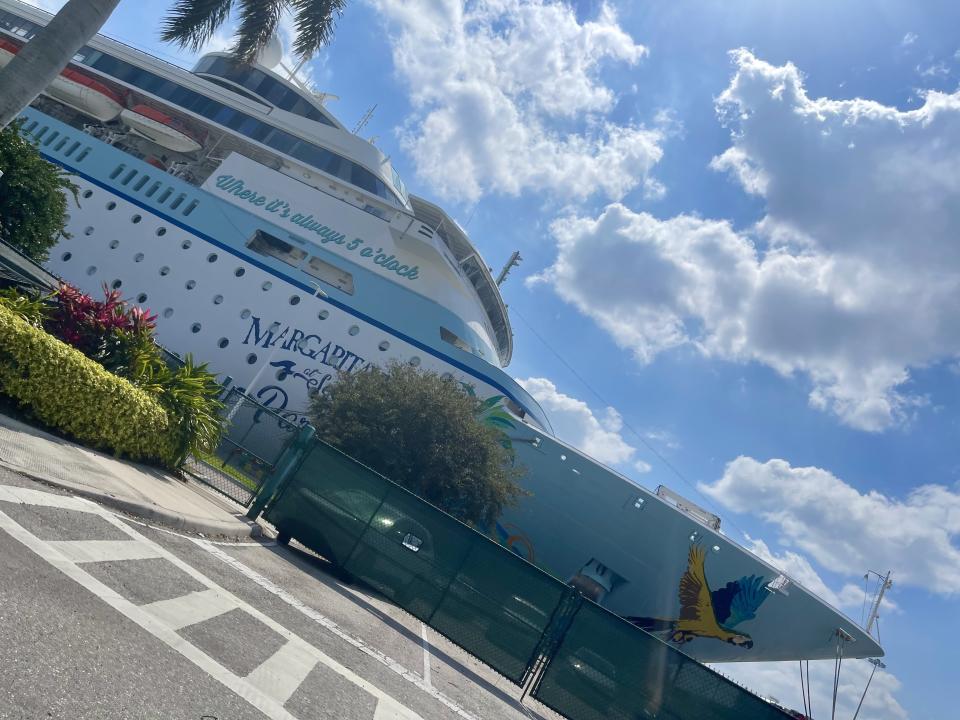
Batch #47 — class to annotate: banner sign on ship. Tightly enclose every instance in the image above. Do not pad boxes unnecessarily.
[202,153,420,281]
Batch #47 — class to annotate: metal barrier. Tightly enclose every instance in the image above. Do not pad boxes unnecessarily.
[184,388,299,506]
[263,440,570,686]
[255,436,792,718]
[531,599,790,720]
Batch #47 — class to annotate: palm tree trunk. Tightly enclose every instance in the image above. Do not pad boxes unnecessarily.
[0,0,122,129]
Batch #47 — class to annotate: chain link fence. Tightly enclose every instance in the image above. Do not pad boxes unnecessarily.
[184,388,299,506]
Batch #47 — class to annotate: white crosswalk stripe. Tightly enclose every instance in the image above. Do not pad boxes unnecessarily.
[0,484,426,720]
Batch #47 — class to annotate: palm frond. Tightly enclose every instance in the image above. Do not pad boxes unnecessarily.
[291,0,346,59]
[230,0,288,63]
[160,0,235,52]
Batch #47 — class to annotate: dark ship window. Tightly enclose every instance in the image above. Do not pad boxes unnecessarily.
[247,230,306,267]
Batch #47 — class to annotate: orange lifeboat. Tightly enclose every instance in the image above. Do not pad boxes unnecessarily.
[0,37,126,121]
[119,104,204,154]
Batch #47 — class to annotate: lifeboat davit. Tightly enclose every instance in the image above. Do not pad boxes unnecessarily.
[120,104,203,154]
[0,37,125,121]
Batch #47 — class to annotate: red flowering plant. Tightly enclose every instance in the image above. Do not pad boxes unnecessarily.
[45,283,159,382]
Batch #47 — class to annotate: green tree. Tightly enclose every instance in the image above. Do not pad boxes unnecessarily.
[0,0,347,129]
[0,121,76,262]
[309,363,525,528]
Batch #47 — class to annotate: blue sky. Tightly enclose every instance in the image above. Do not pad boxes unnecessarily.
[29,1,960,717]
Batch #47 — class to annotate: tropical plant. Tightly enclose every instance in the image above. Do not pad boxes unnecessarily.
[0,287,49,328]
[0,120,77,261]
[144,355,225,468]
[161,0,347,62]
[309,362,525,528]
[0,0,348,129]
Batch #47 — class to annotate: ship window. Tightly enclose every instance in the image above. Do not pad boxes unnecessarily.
[218,337,229,349]
[108,240,119,249]
[247,230,306,267]
[234,267,245,277]
[61,252,72,262]
[82,189,93,199]
[304,256,354,295]
[136,293,148,304]
[440,327,472,353]
[156,227,167,236]
[106,201,116,211]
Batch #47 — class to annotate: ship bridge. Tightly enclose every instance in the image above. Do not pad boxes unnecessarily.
[408,195,513,367]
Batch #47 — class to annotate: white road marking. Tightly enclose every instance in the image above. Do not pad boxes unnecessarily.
[194,540,481,720]
[420,622,433,688]
[0,484,99,511]
[141,588,238,630]
[246,637,319,705]
[47,539,165,563]
[0,485,426,720]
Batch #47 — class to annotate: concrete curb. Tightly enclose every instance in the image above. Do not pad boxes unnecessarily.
[0,461,262,540]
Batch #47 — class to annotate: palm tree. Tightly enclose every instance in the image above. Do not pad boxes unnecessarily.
[0,0,346,129]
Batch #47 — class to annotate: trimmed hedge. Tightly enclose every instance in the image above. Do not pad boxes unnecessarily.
[0,303,174,463]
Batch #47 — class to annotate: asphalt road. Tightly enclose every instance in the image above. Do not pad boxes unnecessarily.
[0,468,559,720]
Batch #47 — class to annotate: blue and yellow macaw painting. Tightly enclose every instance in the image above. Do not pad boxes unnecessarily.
[627,543,769,650]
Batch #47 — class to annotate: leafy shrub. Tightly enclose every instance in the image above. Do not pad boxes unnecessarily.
[310,362,525,528]
[0,303,173,462]
[0,120,77,262]
[0,287,48,328]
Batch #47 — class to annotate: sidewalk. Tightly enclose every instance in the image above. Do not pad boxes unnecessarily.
[0,411,262,539]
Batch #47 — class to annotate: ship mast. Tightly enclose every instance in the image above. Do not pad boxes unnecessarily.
[865,570,892,636]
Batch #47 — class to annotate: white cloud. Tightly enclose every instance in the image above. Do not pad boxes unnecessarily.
[901,31,919,46]
[517,377,638,466]
[701,456,960,595]
[746,537,899,615]
[714,657,906,720]
[534,50,960,430]
[633,459,652,474]
[374,0,663,202]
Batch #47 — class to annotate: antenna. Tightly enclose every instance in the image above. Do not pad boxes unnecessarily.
[353,104,377,134]
[865,570,892,636]
[496,251,522,286]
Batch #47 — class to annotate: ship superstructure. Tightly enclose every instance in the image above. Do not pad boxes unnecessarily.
[0,0,883,664]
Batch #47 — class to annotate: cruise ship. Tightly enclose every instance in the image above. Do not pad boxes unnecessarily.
[0,0,883,664]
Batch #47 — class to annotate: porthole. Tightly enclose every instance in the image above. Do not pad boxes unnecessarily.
[181,240,192,250]
[159,266,170,276]
[83,226,94,236]
[261,281,272,291]
[106,201,116,211]
[275,369,289,381]
[348,325,360,336]
[212,294,224,305]
[207,253,218,263]
[240,309,251,320]
[85,265,97,276]
[108,239,119,249]
[378,341,390,351]
[134,253,144,262]
[162,308,174,319]
[289,295,301,306]
[111,279,122,289]
[409,356,421,367]
[234,267,245,277]
[131,214,142,224]
[61,251,72,262]
[155,227,167,237]
[185,280,196,290]
[81,189,93,199]
[190,322,201,333]
[217,337,229,349]
[136,293,148,304]
[246,353,257,365]
[317,310,329,320]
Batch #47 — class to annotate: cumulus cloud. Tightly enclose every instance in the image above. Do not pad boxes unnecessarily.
[374,0,662,202]
[517,377,643,467]
[534,50,960,430]
[715,657,906,720]
[701,456,960,595]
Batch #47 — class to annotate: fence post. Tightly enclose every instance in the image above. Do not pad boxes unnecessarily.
[246,423,315,520]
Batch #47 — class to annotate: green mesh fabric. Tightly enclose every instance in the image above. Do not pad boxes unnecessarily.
[266,440,791,715]
[265,440,568,685]
[532,601,791,720]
